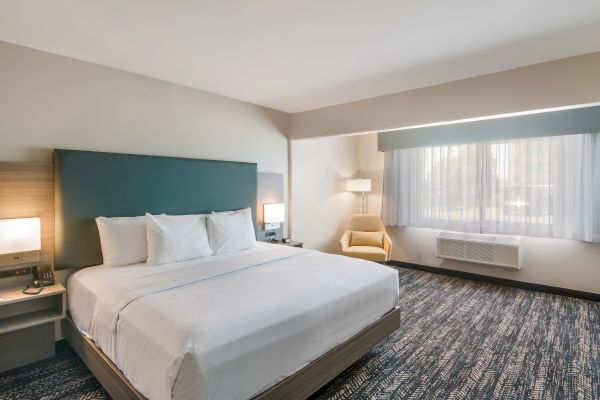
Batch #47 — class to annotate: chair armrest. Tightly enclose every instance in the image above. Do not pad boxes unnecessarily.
[340,230,351,252]
[383,230,392,259]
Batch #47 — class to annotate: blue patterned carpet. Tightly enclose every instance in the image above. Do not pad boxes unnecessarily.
[1,266,598,399]
[0,340,108,400]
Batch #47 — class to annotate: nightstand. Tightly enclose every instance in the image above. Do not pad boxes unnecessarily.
[0,283,66,372]
[268,240,303,248]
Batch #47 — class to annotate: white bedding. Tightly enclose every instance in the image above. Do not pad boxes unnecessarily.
[68,243,399,400]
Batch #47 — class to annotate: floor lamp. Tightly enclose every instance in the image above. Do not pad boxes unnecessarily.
[346,178,372,214]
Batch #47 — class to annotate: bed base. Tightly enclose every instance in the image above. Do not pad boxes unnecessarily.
[62,306,400,400]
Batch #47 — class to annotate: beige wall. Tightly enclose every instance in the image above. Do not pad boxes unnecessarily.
[290,135,360,253]
[0,41,289,169]
[358,134,384,215]
[0,41,291,338]
[289,52,600,139]
[389,227,600,294]
[0,41,290,236]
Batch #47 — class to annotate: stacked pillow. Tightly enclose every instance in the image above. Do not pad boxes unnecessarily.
[207,208,256,255]
[96,216,149,267]
[95,207,256,267]
[146,213,212,265]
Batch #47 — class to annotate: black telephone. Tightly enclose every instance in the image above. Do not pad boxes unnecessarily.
[23,265,55,295]
[33,265,55,287]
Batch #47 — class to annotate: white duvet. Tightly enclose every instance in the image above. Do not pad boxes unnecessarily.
[68,243,399,400]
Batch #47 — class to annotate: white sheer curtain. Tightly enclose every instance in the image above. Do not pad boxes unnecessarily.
[383,143,481,232]
[382,133,600,242]
[551,133,600,242]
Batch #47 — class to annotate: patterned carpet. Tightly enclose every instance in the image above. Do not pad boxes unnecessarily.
[1,266,598,400]
[0,340,108,400]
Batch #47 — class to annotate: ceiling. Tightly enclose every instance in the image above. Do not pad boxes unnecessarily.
[1,1,600,113]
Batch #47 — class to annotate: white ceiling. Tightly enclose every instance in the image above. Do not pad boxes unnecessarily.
[1,1,600,113]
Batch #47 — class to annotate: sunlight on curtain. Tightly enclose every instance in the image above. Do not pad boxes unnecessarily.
[483,137,553,237]
[382,133,600,242]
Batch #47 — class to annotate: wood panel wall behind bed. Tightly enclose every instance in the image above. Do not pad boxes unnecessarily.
[0,163,54,269]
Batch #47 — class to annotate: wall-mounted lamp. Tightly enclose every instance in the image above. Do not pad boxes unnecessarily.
[264,203,285,231]
[346,178,372,214]
[0,217,41,266]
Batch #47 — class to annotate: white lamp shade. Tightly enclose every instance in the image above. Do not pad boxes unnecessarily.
[264,203,285,224]
[0,217,41,255]
[346,178,372,193]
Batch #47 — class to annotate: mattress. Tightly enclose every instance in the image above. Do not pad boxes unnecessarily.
[68,242,399,400]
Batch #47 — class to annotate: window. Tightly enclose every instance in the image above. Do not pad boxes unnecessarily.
[382,133,600,242]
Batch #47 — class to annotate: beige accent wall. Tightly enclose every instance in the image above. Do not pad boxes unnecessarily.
[289,52,600,139]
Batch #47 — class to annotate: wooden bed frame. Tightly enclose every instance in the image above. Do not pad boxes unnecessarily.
[62,306,400,400]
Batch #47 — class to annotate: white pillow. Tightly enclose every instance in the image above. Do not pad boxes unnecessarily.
[207,208,256,254]
[96,216,148,267]
[146,213,212,265]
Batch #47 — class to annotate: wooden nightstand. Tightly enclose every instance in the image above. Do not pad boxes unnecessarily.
[268,240,303,248]
[0,283,66,372]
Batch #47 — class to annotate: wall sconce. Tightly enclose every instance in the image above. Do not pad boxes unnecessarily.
[264,203,285,230]
[0,217,41,266]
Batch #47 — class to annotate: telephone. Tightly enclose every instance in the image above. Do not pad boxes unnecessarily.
[33,265,55,287]
[23,265,54,295]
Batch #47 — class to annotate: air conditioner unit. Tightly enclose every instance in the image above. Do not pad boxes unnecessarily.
[436,231,522,269]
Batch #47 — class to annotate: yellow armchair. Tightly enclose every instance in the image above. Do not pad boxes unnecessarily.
[340,214,392,262]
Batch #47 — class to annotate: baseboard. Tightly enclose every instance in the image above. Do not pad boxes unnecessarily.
[388,260,600,302]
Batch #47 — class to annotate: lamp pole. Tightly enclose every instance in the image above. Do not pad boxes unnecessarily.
[361,191,367,213]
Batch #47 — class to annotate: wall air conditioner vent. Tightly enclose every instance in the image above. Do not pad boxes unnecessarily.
[436,231,522,269]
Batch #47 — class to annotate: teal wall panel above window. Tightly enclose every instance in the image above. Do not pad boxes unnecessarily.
[378,104,600,151]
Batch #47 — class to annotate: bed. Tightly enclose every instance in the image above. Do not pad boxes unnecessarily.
[55,149,401,400]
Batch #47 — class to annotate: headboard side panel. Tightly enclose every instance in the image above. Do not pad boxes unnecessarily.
[54,149,257,269]
[0,163,54,269]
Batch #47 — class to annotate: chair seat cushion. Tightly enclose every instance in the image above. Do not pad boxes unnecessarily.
[343,246,388,262]
[350,231,384,247]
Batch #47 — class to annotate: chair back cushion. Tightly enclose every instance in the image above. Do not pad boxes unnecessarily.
[349,214,385,232]
[350,231,384,248]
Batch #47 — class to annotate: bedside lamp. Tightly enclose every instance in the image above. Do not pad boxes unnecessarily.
[0,217,41,266]
[346,178,372,213]
[264,203,285,231]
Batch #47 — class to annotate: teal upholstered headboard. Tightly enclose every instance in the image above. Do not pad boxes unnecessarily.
[54,149,257,269]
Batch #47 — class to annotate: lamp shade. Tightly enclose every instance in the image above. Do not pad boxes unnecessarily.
[264,203,285,224]
[346,178,371,193]
[0,217,41,255]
